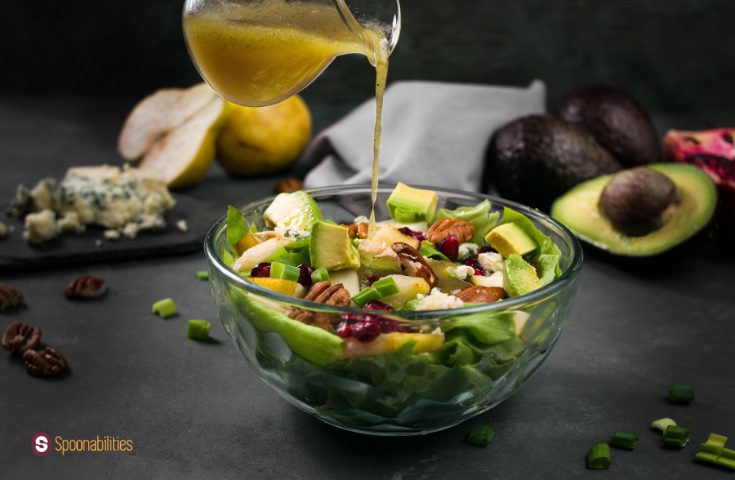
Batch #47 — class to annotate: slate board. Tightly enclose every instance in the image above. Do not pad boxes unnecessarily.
[0,194,223,273]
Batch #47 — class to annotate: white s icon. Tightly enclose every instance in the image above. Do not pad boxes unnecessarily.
[35,435,48,453]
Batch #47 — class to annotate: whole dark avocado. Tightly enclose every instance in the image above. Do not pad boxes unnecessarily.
[558,85,660,167]
[487,114,622,210]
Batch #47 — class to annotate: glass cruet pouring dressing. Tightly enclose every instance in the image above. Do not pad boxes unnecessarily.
[183,0,401,236]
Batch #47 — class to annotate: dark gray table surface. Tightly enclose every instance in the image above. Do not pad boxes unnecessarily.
[1,95,733,479]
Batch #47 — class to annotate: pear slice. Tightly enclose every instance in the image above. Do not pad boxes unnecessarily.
[137,96,227,188]
[118,83,215,160]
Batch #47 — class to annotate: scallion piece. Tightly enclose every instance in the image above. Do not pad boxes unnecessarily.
[465,423,495,447]
[187,319,210,341]
[196,271,209,281]
[270,262,300,282]
[587,443,611,470]
[717,456,735,470]
[668,384,695,404]
[610,432,639,450]
[651,417,677,433]
[663,425,691,448]
[310,267,329,283]
[285,238,310,251]
[722,448,735,460]
[705,433,728,448]
[152,298,177,318]
[372,277,399,297]
[352,287,381,307]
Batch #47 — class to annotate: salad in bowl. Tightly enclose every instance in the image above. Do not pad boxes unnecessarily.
[205,184,582,435]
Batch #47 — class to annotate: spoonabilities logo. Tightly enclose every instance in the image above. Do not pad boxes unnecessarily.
[32,433,50,457]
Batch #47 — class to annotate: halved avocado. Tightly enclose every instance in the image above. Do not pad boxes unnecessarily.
[551,163,716,256]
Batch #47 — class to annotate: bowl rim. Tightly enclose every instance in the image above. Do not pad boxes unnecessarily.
[204,184,583,319]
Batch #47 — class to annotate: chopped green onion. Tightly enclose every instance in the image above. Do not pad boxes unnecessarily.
[587,443,611,470]
[270,262,300,282]
[152,298,177,318]
[465,423,495,447]
[651,417,677,433]
[187,319,210,340]
[700,442,723,456]
[196,271,209,281]
[706,433,728,448]
[610,432,639,450]
[722,448,735,460]
[310,267,329,283]
[352,287,381,307]
[419,240,449,260]
[668,384,695,404]
[372,277,399,297]
[266,247,289,262]
[663,425,691,448]
[695,452,735,471]
[718,456,735,470]
[402,298,421,311]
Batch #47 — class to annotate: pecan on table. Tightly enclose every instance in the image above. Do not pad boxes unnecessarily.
[23,346,69,377]
[290,281,351,329]
[274,177,304,194]
[426,218,474,245]
[391,242,438,288]
[64,275,108,299]
[342,222,369,239]
[0,283,23,311]
[1,321,41,354]
[456,285,507,303]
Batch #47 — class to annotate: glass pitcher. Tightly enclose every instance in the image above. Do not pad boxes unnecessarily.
[183,0,401,107]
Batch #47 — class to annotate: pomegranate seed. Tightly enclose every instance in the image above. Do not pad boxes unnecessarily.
[336,321,352,338]
[351,317,382,342]
[464,257,485,275]
[366,275,381,286]
[297,264,314,287]
[364,301,393,311]
[250,263,271,278]
[398,227,426,242]
[440,235,460,260]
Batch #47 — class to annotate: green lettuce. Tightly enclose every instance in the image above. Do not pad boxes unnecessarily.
[436,200,500,244]
[497,207,561,286]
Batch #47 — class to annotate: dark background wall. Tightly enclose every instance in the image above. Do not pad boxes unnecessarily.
[1,0,733,121]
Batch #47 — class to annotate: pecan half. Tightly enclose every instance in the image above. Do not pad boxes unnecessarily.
[0,283,23,311]
[2,321,41,354]
[391,242,438,288]
[342,222,369,239]
[274,177,303,194]
[426,218,474,245]
[456,285,507,303]
[64,275,108,299]
[290,281,351,328]
[23,346,69,377]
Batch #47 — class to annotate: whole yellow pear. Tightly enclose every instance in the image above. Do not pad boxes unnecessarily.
[216,95,312,176]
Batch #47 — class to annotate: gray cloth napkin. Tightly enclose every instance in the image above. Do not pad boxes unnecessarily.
[303,80,546,192]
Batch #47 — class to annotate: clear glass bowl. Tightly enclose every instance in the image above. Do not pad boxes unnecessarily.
[205,185,583,435]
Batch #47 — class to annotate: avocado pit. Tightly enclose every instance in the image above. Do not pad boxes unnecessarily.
[598,168,680,236]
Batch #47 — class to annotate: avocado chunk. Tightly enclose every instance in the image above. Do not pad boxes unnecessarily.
[487,115,622,210]
[309,221,360,271]
[386,182,439,223]
[551,163,717,256]
[559,85,660,167]
[503,254,542,297]
[598,167,680,236]
[485,223,538,258]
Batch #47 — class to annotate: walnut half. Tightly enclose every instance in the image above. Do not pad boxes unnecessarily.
[391,242,438,288]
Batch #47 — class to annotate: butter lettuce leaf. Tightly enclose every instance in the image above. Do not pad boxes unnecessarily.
[498,207,561,285]
[436,200,500,244]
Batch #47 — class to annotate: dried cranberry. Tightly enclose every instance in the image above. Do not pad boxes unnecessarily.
[250,263,271,278]
[364,301,393,311]
[398,227,426,242]
[351,317,382,342]
[440,235,459,260]
[297,264,313,287]
[366,275,381,286]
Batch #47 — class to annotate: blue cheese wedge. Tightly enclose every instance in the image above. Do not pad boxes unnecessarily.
[14,165,175,243]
